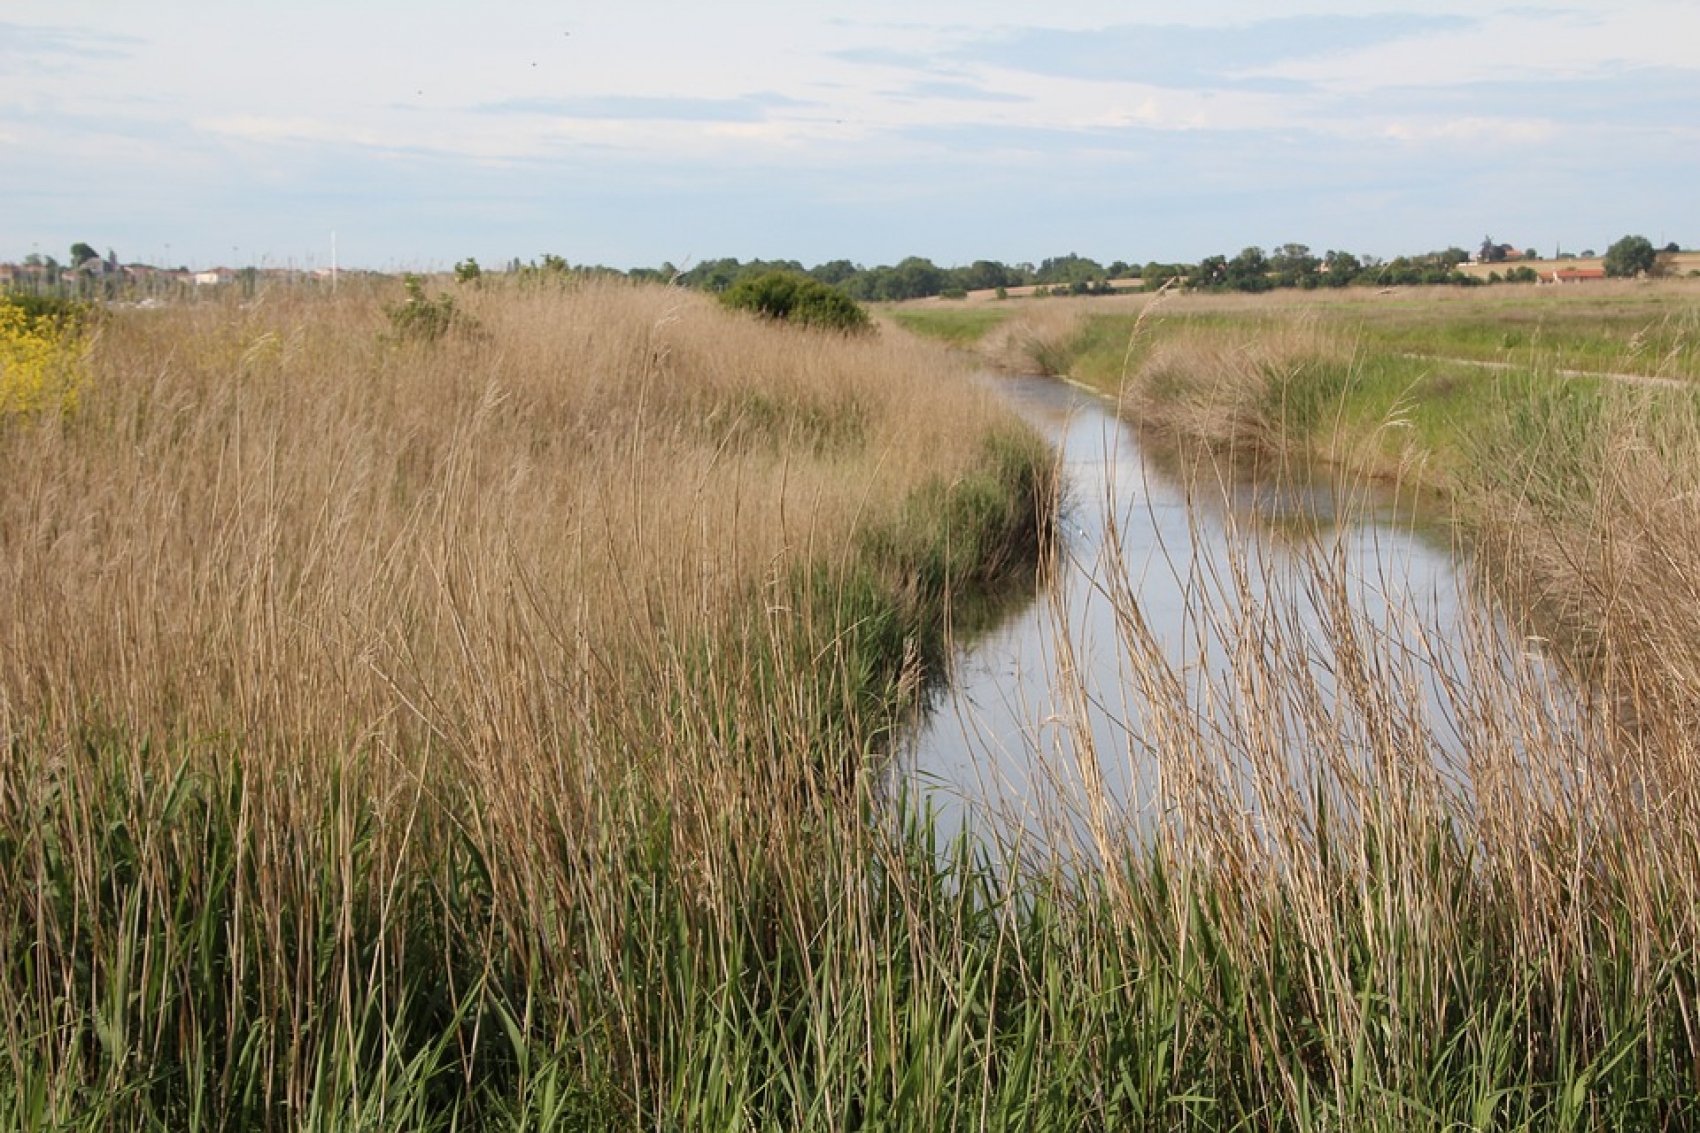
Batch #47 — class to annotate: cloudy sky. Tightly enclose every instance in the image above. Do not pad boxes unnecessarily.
[3,2,1695,271]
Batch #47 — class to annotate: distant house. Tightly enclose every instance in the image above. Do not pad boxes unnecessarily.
[194,267,238,286]
[1549,267,1605,284]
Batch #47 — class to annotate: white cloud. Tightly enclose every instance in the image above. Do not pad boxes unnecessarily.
[1380,116,1560,145]
[5,1,1697,267]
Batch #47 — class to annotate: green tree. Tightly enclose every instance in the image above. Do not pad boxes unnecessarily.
[1189,255,1228,290]
[1271,243,1320,288]
[809,259,860,286]
[1321,250,1362,287]
[957,260,1016,293]
[1225,246,1272,292]
[69,242,99,266]
[1603,235,1657,278]
[882,257,945,301]
[1141,262,1188,290]
[1034,253,1104,287]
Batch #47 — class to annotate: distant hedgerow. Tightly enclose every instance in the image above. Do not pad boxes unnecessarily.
[720,272,872,334]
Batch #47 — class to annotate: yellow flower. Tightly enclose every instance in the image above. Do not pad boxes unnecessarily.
[0,298,88,418]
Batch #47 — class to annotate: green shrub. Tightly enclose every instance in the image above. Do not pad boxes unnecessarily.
[384,275,475,343]
[720,272,872,334]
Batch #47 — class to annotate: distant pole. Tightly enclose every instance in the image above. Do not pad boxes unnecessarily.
[331,231,338,292]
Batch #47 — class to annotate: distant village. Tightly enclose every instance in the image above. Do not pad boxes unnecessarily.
[0,248,370,301]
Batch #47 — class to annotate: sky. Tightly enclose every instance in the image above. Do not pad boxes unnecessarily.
[3,1,1696,272]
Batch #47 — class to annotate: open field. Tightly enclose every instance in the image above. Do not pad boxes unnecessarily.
[6,278,1700,1127]
[1453,250,1700,281]
[894,280,1700,485]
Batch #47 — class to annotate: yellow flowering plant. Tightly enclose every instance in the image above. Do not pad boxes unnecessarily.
[0,295,89,417]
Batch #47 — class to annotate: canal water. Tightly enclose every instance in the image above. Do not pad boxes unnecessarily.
[893,374,1509,855]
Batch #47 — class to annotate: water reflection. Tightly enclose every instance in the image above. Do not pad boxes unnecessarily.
[893,374,1518,858]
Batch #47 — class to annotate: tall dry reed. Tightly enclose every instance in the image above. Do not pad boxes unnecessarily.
[0,277,1047,1126]
[3,276,1696,1128]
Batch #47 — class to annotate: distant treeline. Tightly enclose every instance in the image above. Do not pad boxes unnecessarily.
[506,244,1537,300]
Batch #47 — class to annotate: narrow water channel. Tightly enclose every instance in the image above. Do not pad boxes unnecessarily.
[895,374,1501,853]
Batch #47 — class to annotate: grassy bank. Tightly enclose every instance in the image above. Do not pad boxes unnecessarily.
[0,279,1056,1127]
[5,279,1700,1128]
[883,287,1700,1127]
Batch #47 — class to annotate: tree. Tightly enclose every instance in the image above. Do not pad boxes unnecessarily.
[69,242,99,266]
[1321,250,1362,287]
[1188,255,1228,290]
[1225,246,1272,292]
[1141,262,1188,290]
[957,260,1015,292]
[1271,243,1320,288]
[883,257,945,301]
[1034,253,1104,287]
[809,259,860,286]
[1603,235,1657,278]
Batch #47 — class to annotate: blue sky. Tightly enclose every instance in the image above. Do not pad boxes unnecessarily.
[3,1,1695,271]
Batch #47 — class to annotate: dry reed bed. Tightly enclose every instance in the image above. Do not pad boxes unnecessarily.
[981,293,1700,1121]
[2,281,1009,749]
[0,279,1044,1123]
[5,278,1700,1126]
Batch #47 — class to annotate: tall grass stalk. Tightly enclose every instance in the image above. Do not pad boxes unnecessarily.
[2,278,1697,1127]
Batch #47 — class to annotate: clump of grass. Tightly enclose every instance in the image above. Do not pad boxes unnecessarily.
[972,302,1090,375]
[1471,378,1700,736]
[1123,316,1354,467]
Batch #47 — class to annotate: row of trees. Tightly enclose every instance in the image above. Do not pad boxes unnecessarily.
[625,234,1680,302]
[657,253,1151,302]
[14,234,1684,308]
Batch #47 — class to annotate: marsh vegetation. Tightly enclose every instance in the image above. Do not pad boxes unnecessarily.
[3,278,1700,1127]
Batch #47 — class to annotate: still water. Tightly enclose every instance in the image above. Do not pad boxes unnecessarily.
[894,374,1500,853]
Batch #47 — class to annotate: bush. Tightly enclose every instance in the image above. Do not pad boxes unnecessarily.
[384,275,475,343]
[0,293,89,418]
[719,272,871,334]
